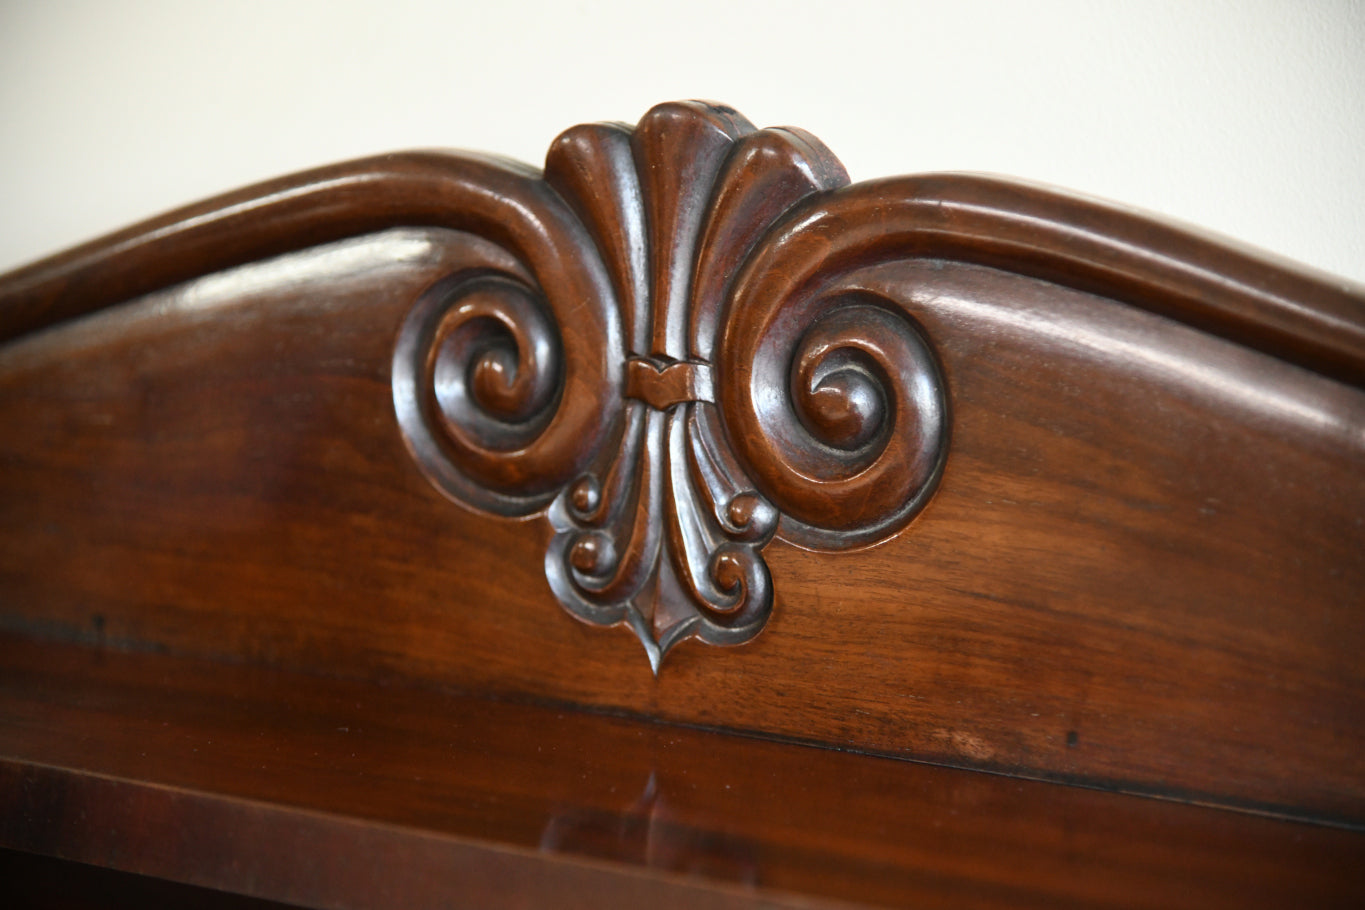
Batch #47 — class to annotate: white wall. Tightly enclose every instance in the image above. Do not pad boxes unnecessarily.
[2,0,1362,283]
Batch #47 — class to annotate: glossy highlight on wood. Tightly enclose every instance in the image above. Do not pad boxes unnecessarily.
[2,99,1364,908]
[394,101,950,667]
[3,635,1361,909]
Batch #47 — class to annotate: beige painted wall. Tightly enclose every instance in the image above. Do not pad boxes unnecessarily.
[2,0,1362,282]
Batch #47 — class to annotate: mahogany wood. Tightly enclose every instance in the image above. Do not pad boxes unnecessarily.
[1,101,1363,904]
[2,635,1361,909]
[1,222,1360,820]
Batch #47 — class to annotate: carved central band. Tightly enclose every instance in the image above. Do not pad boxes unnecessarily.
[625,358,715,409]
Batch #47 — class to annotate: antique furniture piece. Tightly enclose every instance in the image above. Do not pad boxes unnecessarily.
[1,101,1362,908]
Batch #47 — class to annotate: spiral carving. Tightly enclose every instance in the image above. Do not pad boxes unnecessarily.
[394,265,619,516]
[698,542,771,638]
[428,273,562,451]
[395,101,949,669]
[721,295,948,549]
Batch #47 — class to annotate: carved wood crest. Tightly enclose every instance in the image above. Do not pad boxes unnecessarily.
[393,102,949,669]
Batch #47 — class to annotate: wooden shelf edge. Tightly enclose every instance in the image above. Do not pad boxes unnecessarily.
[2,634,1363,909]
[1,760,829,910]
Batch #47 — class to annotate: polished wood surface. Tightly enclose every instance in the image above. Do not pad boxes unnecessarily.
[3,127,1362,385]
[1,223,1360,822]
[3,635,1361,910]
[1,101,1363,904]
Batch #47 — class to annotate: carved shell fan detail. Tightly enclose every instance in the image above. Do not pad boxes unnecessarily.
[393,101,949,671]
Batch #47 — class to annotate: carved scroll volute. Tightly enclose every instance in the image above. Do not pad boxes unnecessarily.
[393,160,624,515]
[394,102,950,670]
[718,263,949,550]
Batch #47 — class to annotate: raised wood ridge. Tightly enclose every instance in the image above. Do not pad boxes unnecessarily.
[1,101,1362,906]
[4,634,1361,909]
[2,123,1363,385]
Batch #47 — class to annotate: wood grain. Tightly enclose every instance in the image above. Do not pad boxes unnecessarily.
[3,104,1364,910]
[1,226,1360,823]
[2,634,1361,909]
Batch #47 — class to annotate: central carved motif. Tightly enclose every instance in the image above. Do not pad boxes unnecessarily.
[393,102,949,670]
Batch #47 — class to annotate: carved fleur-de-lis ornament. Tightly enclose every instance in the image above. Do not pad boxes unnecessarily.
[393,101,948,671]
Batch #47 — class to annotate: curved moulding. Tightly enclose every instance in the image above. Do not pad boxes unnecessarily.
[7,101,1362,670]
[391,101,952,671]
